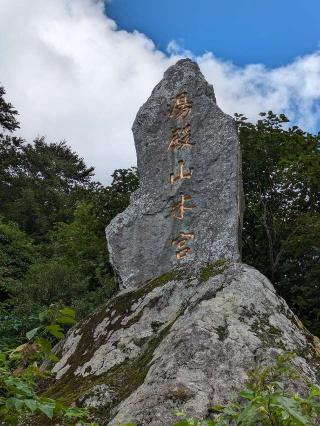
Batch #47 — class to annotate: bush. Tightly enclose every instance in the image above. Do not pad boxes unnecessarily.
[14,260,88,309]
[0,304,96,425]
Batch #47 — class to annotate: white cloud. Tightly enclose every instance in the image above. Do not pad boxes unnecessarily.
[198,52,320,131]
[0,0,319,182]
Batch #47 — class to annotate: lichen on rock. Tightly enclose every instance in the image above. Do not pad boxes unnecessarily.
[45,263,320,425]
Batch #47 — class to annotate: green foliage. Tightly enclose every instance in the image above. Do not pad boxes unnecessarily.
[0,86,139,340]
[0,86,19,132]
[0,167,137,344]
[237,112,320,335]
[0,257,86,349]
[0,215,35,293]
[0,304,95,425]
[13,260,88,309]
[0,305,40,352]
[172,354,320,426]
[51,202,116,311]
[90,167,139,227]
[0,136,94,240]
[0,216,38,349]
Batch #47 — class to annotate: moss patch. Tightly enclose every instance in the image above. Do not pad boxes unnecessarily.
[45,318,177,422]
[40,268,182,423]
[250,313,286,350]
[200,259,227,282]
[53,268,179,372]
[170,386,191,402]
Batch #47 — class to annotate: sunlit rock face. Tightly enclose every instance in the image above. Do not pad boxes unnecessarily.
[50,263,320,425]
[106,59,243,290]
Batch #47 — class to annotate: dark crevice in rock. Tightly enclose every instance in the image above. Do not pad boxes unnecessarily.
[215,323,229,341]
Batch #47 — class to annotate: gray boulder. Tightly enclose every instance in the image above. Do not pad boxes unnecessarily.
[106,59,243,290]
[48,263,320,425]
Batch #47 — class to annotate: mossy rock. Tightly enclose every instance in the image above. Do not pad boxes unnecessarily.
[200,259,227,282]
[42,268,182,416]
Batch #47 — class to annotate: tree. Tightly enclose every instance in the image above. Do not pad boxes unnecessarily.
[4,169,139,321]
[238,112,320,334]
[0,137,95,239]
[0,216,35,300]
[0,86,19,132]
[90,167,139,226]
[48,169,139,316]
[0,216,37,348]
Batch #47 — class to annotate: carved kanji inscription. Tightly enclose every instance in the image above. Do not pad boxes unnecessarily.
[169,92,192,119]
[168,124,193,150]
[171,193,196,220]
[170,160,193,184]
[172,232,195,259]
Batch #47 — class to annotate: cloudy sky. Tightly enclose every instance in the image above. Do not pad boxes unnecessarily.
[1,0,320,183]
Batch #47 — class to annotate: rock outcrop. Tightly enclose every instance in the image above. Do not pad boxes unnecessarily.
[106,59,243,290]
[44,60,320,426]
[49,263,320,425]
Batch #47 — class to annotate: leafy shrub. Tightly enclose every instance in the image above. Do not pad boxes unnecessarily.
[13,260,89,308]
[0,304,96,425]
[0,215,35,296]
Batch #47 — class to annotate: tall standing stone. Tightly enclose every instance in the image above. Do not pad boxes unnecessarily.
[106,59,243,289]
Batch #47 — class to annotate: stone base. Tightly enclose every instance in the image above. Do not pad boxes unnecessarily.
[48,263,320,425]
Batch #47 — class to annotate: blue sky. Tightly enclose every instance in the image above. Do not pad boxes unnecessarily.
[0,0,320,181]
[107,0,320,68]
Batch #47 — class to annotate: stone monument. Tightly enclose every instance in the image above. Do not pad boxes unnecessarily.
[47,60,320,426]
[106,59,243,289]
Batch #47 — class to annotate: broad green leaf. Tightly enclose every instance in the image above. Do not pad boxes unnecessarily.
[26,327,41,341]
[45,324,64,339]
[38,311,47,322]
[310,385,320,397]
[6,397,24,412]
[6,397,17,409]
[59,307,76,318]
[24,399,38,413]
[56,315,76,325]
[239,390,255,400]
[272,395,313,425]
[5,378,34,397]
[14,399,24,411]
[236,402,263,426]
[64,406,89,418]
[38,402,54,419]
[36,337,52,353]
